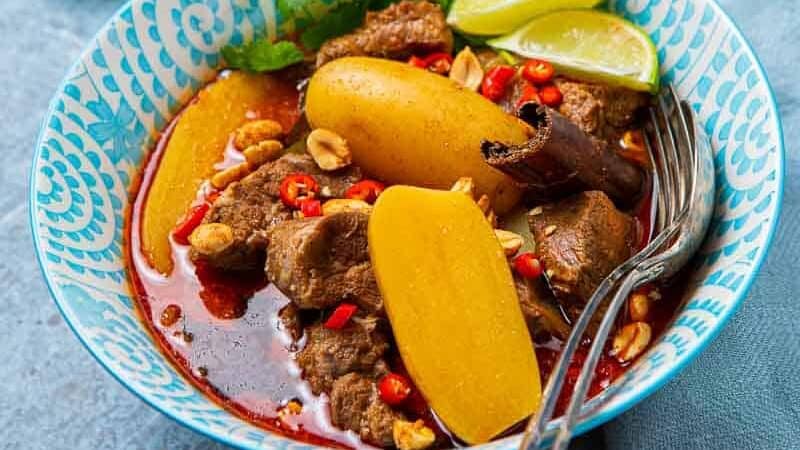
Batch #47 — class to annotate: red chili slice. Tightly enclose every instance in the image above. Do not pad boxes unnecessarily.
[422,52,454,74]
[345,180,386,204]
[172,202,210,245]
[481,65,516,102]
[324,303,358,330]
[300,199,322,218]
[409,53,454,74]
[408,55,427,68]
[538,84,564,107]
[378,373,412,405]
[279,174,320,209]
[521,59,555,85]
[513,252,544,279]
[515,83,540,110]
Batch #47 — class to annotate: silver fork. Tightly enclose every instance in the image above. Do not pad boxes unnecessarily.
[519,86,715,450]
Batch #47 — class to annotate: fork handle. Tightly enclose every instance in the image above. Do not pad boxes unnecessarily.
[552,265,662,450]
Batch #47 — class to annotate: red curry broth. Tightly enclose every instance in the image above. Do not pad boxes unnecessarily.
[126,74,679,448]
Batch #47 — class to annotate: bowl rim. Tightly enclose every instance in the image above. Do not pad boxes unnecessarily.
[29,0,786,448]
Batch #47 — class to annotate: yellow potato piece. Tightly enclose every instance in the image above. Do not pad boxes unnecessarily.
[141,72,295,274]
[305,57,527,214]
[368,186,541,444]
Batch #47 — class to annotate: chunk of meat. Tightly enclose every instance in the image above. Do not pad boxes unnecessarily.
[266,211,383,312]
[554,78,650,141]
[191,153,361,270]
[296,319,390,394]
[514,276,570,341]
[330,373,404,446]
[528,191,635,322]
[316,1,453,67]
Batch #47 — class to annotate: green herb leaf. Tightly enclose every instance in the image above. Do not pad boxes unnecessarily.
[221,39,305,73]
[434,0,454,13]
[454,31,489,53]
[300,0,371,50]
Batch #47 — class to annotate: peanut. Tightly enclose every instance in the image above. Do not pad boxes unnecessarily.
[307,128,352,171]
[243,139,283,167]
[629,293,650,322]
[476,194,491,214]
[495,229,524,256]
[612,322,652,362]
[188,223,234,256]
[393,419,435,450]
[322,199,372,215]
[449,46,484,91]
[450,176,476,198]
[234,119,283,151]
[211,162,250,189]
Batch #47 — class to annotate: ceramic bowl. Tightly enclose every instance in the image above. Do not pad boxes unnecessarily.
[30,0,785,448]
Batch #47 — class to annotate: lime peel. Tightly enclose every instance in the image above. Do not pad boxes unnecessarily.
[447,0,604,36]
[488,9,660,93]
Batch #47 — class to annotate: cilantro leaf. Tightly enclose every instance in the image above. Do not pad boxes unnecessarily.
[221,39,305,73]
[454,31,489,53]
[434,0,454,13]
[300,0,370,50]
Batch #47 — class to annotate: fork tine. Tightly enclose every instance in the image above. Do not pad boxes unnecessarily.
[520,85,698,450]
[548,87,699,449]
[656,93,686,216]
[643,119,667,235]
[645,99,678,235]
[650,96,683,223]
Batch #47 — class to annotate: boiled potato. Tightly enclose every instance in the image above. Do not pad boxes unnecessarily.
[142,72,297,274]
[305,57,527,213]
[369,186,541,443]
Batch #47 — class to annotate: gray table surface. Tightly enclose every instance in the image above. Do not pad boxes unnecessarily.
[1,1,796,449]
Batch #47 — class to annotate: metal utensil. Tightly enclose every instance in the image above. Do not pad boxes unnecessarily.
[519,85,715,450]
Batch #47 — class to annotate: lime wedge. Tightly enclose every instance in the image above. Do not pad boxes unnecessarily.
[488,10,659,92]
[447,0,603,36]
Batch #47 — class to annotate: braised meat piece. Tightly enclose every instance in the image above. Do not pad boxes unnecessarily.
[528,191,635,322]
[514,276,570,340]
[330,373,404,446]
[266,211,383,312]
[554,78,650,141]
[191,153,361,270]
[296,319,390,394]
[257,153,362,199]
[316,1,453,67]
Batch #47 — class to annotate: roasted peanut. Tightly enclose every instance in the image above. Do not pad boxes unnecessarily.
[476,194,491,214]
[322,198,372,215]
[307,128,352,171]
[495,229,524,256]
[450,176,476,198]
[449,46,484,91]
[629,293,650,322]
[618,129,649,166]
[486,210,498,228]
[285,400,302,415]
[393,419,435,450]
[211,162,250,189]
[234,119,283,150]
[612,322,652,362]
[188,223,234,256]
[243,139,283,167]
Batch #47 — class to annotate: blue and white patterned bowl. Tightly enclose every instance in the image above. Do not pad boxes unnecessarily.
[30,0,784,448]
